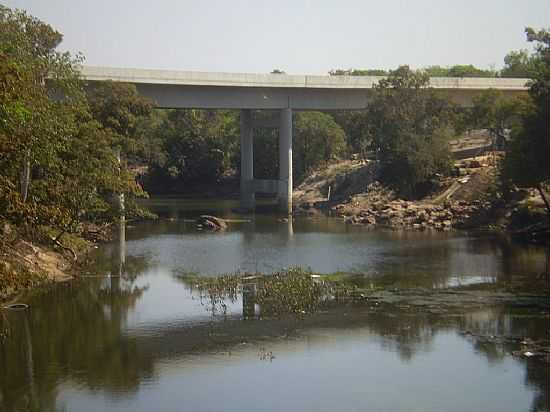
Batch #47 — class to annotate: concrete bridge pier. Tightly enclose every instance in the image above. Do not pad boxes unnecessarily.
[239,108,293,214]
[240,109,255,210]
[278,108,293,214]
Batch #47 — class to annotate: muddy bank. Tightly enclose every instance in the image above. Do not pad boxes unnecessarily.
[0,222,112,301]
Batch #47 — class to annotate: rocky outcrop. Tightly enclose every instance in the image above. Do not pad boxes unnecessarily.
[333,198,490,231]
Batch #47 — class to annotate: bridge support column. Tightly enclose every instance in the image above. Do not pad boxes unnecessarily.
[278,108,293,214]
[240,109,255,210]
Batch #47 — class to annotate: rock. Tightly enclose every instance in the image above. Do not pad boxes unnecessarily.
[196,215,228,231]
[362,215,376,225]
[417,211,429,222]
[442,220,452,227]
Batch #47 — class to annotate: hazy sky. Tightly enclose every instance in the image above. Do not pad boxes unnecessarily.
[3,0,550,74]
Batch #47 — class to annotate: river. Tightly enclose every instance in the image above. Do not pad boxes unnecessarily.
[1,198,549,412]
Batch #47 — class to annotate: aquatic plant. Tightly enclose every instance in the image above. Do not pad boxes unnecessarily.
[179,268,358,318]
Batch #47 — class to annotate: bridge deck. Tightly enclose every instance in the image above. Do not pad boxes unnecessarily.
[80,65,528,90]
[79,66,529,110]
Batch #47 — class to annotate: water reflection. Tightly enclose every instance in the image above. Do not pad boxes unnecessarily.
[2,274,549,412]
[1,199,550,411]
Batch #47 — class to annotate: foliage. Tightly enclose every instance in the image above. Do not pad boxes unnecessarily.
[501,49,536,78]
[141,109,347,191]
[330,68,388,76]
[293,111,347,181]
[331,110,371,156]
[367,66,453,197]
[458,89,523,142]
[143,109,239,193]
[330,65,498,78]
[86,81,153,155]
[0,6,146,231]
[502,28,550,215]
[183,268,328,317]
[423,64,497,78]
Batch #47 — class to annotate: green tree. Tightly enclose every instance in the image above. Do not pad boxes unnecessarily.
[462,89,522,147]
[329,68,388,76]
[0,6,144,230]
[293,111,347,181]
[331,111,371,157]
[424,65,497,78]
[144,109,239,193]
[501,49,535,78]
[86,81,154,155]
[367,66,453,197]
[502,28,550,215]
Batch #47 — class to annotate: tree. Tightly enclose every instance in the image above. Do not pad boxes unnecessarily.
[501,49,535,78]
[329,68,387,76]
[424,65,497,78]
[331,110,371,157]
[86,81,153,155]
[0,6,145,231]
[0,5,81,205]
[502,28,550,215]
[367,66,453,197]
[462,89,522,148]
[144,109,239,193]
[293,112,347,181]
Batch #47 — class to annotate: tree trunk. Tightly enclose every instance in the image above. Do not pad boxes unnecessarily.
[20,152,30,203]
[536,183,550,217]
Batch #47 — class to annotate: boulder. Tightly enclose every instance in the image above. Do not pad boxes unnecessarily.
[196,215,228,231]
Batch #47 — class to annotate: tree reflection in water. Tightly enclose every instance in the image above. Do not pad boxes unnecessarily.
[1,255,549,411]
[0,250,152,412]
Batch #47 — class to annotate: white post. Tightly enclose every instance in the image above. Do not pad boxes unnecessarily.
[279,108,293,214]
[116,148,125,270]
[240,109,255,210]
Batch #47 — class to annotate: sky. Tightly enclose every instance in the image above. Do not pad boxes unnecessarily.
[3,0,550,75]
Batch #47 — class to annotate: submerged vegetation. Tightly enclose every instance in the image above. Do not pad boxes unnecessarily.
[180,268,358,317]
[178,266,550,323]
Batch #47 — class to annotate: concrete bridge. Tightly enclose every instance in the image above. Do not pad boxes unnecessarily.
[80,66,529,213]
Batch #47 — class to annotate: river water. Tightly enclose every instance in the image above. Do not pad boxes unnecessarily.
[1,198,549,412]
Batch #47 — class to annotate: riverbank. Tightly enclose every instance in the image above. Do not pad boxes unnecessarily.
[293,155,550,242]
[0,222,112,301]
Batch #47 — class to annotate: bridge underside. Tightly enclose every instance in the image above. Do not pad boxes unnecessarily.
[81,72,528,214]
[131,83,526,110]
